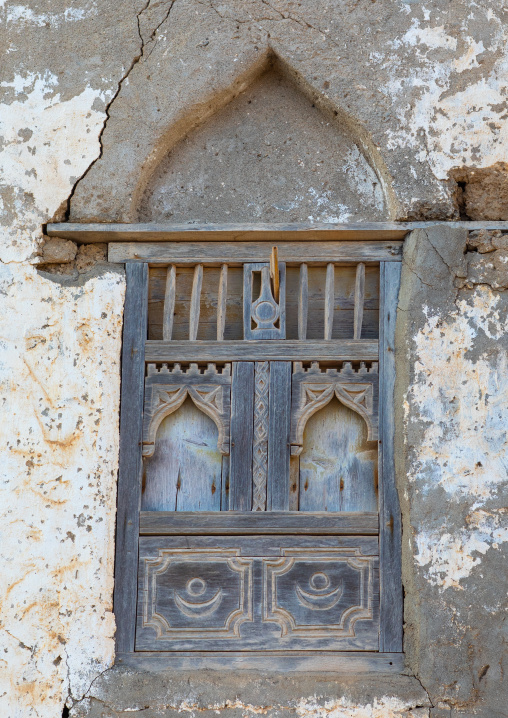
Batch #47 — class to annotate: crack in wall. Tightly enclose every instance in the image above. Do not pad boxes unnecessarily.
[63,0,178,222]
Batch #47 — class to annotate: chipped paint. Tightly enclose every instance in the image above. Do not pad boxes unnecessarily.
[407,289,508,589]
[382,16,508,180]
[0,72,111,217]
[0,39,124,718]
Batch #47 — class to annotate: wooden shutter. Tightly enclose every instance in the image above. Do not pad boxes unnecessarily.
[113,238,403,667]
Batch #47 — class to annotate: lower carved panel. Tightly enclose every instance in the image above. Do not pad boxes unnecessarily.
[136,536,379,651]
[264,549,374,638]
[141,549,252,642]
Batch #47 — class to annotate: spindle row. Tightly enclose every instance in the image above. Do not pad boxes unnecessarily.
[161,261,367,342]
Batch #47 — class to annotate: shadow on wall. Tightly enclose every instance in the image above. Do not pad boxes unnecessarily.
[138,65,390,224]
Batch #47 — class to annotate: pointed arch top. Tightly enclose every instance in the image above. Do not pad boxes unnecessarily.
[69,31,396,223]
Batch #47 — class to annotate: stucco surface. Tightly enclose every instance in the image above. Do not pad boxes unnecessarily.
[1,1,508,717]
[68,0,508,222]
[396,227,508,717]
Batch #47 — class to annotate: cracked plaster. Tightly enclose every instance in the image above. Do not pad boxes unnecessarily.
[1,1,508,717]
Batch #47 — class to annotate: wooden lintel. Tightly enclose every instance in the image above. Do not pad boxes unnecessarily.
[109,240,402,264]
[46,220,508,246]
[145,340,378,362]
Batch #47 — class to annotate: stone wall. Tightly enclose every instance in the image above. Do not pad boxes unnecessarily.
[1,2,508,717]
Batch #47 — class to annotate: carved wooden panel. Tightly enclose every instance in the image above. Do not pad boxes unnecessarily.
[243,262,286,339]
[142,363,231,457]
[290,361,379,455]
[136,536,379,651]
[252,361,269,511]
[264,548,375,639]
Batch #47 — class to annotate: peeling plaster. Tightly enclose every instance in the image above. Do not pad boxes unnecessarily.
[0,72,111,218]
[407,290,508,589]
[382,16,508,181]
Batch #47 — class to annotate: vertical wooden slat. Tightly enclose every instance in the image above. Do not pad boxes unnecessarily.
[354,262,365,340]
[217,263,228,341]
[114,262,148,653]
[162,264,176,341]
[267,361,292,511]
[379,261,403,652]
[189,263,203,340]
[298,263,308,341]
[229,362,254,510]
[324,263,335,340]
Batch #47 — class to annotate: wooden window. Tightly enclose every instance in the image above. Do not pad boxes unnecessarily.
[113,238,403,671]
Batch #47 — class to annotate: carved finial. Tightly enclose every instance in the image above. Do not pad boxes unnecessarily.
[147,364,156,376]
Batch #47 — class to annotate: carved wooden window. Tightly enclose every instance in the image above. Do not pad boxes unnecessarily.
[113,237,403,671]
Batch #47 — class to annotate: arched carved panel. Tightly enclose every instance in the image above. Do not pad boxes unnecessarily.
[142,363,231,457]
[290,362,378,455]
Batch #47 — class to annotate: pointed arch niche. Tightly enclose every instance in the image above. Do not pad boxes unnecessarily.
[139,64,389,224]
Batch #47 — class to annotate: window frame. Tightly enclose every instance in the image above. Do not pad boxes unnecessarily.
[111,231,403,671]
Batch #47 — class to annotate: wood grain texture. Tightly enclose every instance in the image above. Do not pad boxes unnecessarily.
[298,398,377,513]
[354,262,365,340]
[189,264,203,340]
[135,535,379,652]
[139,511,379,535]
[267,361,291,511]
[298,263,308,340]
[141,398,222,512]
[324,263,335,340]
[141,363,231,457]
[113,262,148,653]
[162,264,176,341]
[217,263,228,341]
[145,340,379,362]
[116,650,404,673]
[50,221,415,244]
[148,264,380,342]
[378,261,403,653]
[229,362,254,510]
[290,362,379,451]
[109,240,403,264]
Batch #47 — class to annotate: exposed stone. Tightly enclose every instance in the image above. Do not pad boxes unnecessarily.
[75,243,108,273]
[452,164,508,220]
[40,237,78,264]
[460,249,508,291]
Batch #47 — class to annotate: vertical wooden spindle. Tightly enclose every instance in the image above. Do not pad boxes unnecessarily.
[298,263,308,341]
[217,263,228,341]
[162,265,176,341]
[354,262,365,340]
[189,264,203,341]
[324,263,335,340]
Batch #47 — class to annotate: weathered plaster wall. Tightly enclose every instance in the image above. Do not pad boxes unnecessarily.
[397,227,508,717]
[1,2,508,718]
